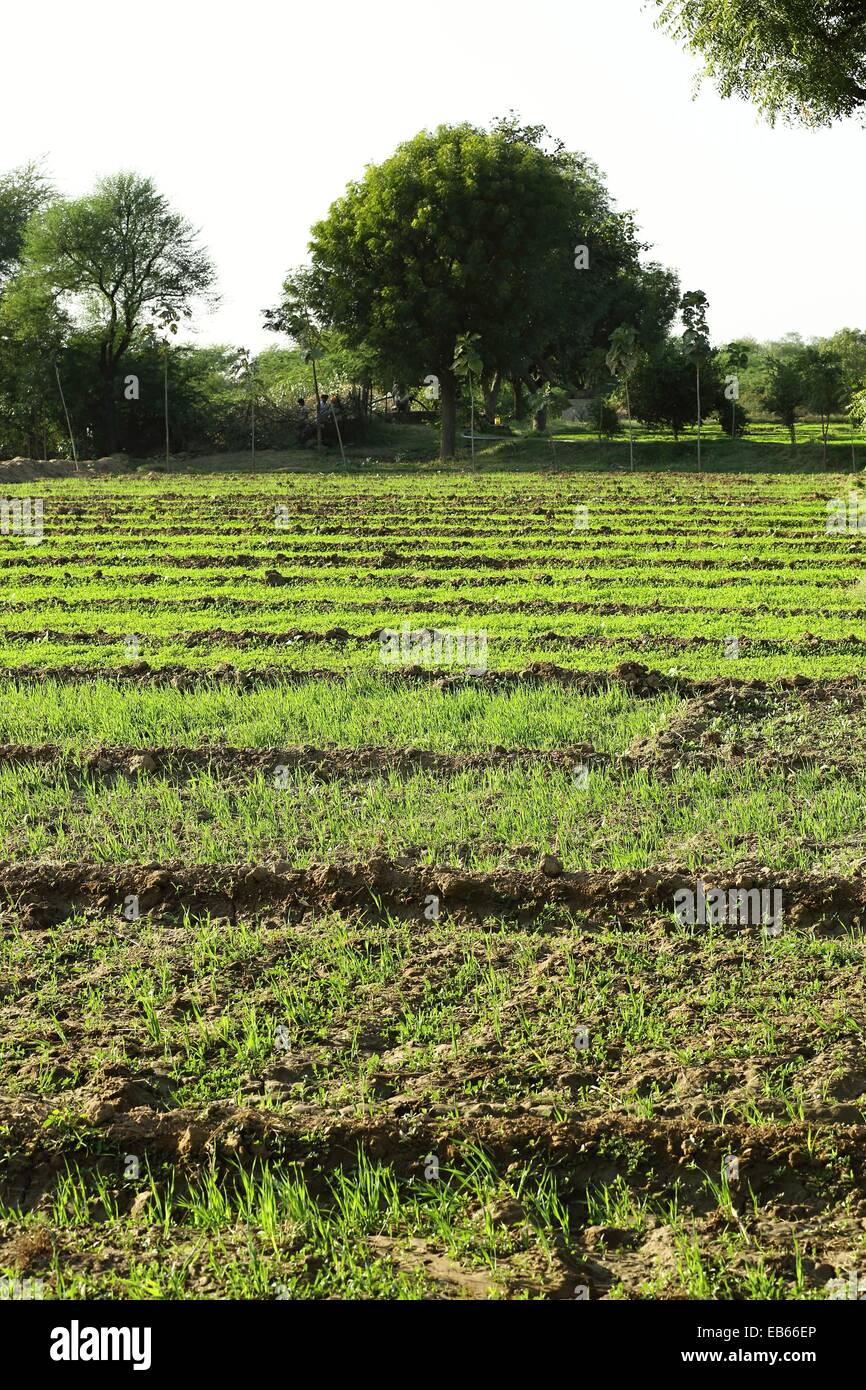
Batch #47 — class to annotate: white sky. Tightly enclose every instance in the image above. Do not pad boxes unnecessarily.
[4,0,864,351]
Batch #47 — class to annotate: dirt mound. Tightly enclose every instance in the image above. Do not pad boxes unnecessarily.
[0,455,133,482]
[3,1098,864,1208]
[0,858,861,930]
[0,740,611,783]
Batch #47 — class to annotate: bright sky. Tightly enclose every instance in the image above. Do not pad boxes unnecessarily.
[4,0,864,351]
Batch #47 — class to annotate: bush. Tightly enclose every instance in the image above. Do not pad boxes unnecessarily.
[590,396,620,438]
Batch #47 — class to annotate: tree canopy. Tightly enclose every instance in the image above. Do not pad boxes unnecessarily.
[0,162,53,289]
[656,0,866,125]
[290,120,678,457]
[15,172,218,451]
[301,123,578,455]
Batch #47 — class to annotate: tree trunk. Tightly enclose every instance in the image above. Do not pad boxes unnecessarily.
[512,379,527,421]
[482,371,501,425]
[789,422,796,445]
[101,371,118,454]
[310,356,321,450]
[439,367,457,459]
[533,406,548,433]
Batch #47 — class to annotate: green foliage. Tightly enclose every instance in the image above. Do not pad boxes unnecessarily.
[0,161,53,288]
[299,120,681,459]
[656,0,866,125]
[14,172,218,452]
[715,395,748,438]
[23,173,217,350]
[591,396,621,438]
[264,266,321,355]
[759,356,806,443]
[823,327,866,396]
[304,122,580,456]
[714,341,750,437]
[680,289,711,359]
[452,333,483,379]
[629,339,700,438]
[801,344,846,460]
[606,325,639,380]
[0,272,68,456]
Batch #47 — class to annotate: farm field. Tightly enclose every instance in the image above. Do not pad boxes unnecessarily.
[3,462,866,1300]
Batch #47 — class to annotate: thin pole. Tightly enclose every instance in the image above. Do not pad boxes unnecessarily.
[469,372,475,469]
[164,344,170,465]
[310,356,321,450]
[625,378,634,471]
[55,366,78,468]
[329,401,346,464]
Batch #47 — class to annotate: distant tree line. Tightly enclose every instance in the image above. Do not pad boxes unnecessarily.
[602,323,866,466]
[1,129,866,462]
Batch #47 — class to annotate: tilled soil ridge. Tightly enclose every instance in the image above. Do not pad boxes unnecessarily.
[0,858,860,930]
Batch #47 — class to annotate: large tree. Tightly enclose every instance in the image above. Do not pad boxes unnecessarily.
[0,165,66,457]
[18,172,217,452]
[491,118,680,430]
[297,123,581,458]
[656,1,866,125]
[297,122,678,457]
[0,162,53,289]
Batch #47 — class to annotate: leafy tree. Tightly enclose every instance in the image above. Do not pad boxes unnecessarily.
[0,163,62,457]
[0,272,69,458]
[229,348,259,464]
[265,272,379,449]
[717,340,750,437]
[606,325,640,468]
[801,345,846,464]
[822,328,866,467]
[760,355,806,444]
[629,339,699,439]
[655,0,866,125]
[822,327,866,396]
[18,172,217,453]
[850,382,866,437]
[500,118,680,424]
[452,332,483,465]
[680,290,711,465]
[299,123,587,458]
[295,119,679,455]
[0,162,53,289]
